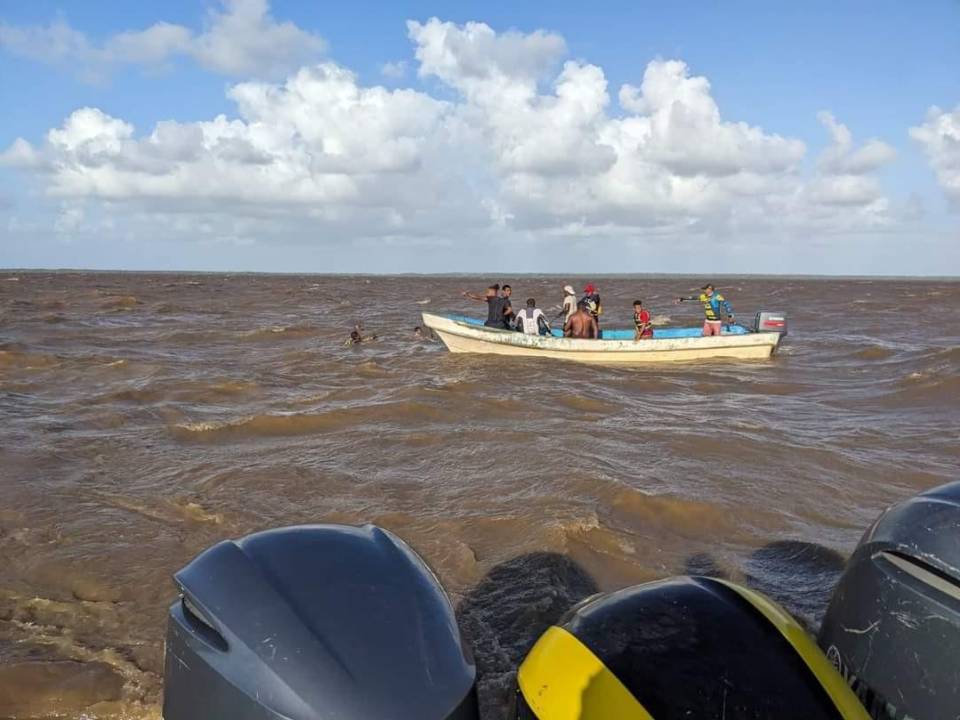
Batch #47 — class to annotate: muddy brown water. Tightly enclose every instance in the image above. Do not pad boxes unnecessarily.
[0,272,957,719]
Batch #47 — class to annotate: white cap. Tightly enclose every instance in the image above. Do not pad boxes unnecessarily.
[563,285,575,295]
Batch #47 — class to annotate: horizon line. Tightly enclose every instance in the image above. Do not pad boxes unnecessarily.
[2,267,959,281]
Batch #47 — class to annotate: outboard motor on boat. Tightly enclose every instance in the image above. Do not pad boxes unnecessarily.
[514,575,869,719]
[163,524,478,720]
[753,310,788,335]
[819,481,960,720]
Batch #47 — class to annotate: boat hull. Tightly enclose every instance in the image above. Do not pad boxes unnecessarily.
[422,313,782,364]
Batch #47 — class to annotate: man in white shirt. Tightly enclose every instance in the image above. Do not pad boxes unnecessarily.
[561,285,577,323]
[516,298,549,335]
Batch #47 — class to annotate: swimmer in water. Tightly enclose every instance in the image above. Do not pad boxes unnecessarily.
[345,322,377,345]
[413,326,437,342]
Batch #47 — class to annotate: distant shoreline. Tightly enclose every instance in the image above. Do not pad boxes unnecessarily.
[1,268,958,281]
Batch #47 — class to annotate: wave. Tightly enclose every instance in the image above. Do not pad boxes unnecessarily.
[0,590,162,717]
[852,346,896,361]
[0,349,61,370]
[91,492,223,527]
[171,401,458,441]
[552,395,618,414]
[243,324,316,340]
[99,295,139,310]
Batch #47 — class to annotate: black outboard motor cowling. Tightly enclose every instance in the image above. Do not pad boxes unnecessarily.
[163,524,478,720]
[819,481,960,720]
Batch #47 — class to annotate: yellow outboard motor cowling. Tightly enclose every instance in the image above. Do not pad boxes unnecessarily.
[515,576,869,720]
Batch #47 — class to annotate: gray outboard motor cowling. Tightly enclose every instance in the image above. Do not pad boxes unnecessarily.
[163,524,478,720]
[753,310,788,335]
[819,481,960,720]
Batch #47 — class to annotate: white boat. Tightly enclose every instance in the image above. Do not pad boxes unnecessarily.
[421,312,786,364]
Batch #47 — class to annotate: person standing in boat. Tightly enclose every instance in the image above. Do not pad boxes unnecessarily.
[462,285,511,329]
[675,284,734,336]
[501,284,516,329]
[633,300,653,340]
[559,285,578,324]
[580,283,603,337]
[564,301,599,339]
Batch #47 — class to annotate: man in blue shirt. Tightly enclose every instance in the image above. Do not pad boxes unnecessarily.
[676,284,734,336]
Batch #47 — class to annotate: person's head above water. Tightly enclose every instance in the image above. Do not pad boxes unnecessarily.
[702,283,715,296]
[526,298,536,308]
[633,300,643,308]
[502,285,512,297]
[583,283,596,294]
[485,285,498,298]
[577,299,590,311]
[349,330,362,343]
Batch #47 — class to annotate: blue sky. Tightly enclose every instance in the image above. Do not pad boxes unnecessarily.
[1,0,958,274]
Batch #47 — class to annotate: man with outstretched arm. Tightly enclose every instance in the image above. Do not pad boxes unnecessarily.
[462,284,511,329]
[675,283,734,337]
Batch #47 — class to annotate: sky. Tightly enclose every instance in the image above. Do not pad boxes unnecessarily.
[0,0,958,275]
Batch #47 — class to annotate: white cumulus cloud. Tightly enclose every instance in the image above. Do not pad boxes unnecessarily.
[910,105,960,207]
[2,18,902,249]
[0,0,325,81]
[817,111,896,175]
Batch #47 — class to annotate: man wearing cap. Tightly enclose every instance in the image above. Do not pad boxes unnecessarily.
[579,283,603,337]
[676,284,734,336]
[560,285,578,323]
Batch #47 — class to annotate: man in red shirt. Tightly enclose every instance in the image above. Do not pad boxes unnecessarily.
[633,300,653,340]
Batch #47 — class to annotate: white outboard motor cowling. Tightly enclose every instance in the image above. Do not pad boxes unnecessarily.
[753,311,788,335]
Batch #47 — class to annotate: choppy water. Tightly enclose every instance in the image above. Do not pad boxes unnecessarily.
[0,272,957,719]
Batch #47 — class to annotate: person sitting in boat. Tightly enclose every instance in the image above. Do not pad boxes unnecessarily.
[516,298,550,336]
[501,284,516,329]
[580,283,603,337]
[564,300,599,339]
[462,285,510,329]
[675,284,734,336]
[633,300,653,340]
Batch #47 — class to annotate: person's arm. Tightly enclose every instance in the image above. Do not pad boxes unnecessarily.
[675,295,698,304]
[461,290,487,302]
[563,317,572,337]
[589,315,599,338]
[535,309,549,332]
[719,296,734,321]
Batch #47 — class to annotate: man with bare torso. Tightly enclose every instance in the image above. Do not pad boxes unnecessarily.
[563,301,599,339]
